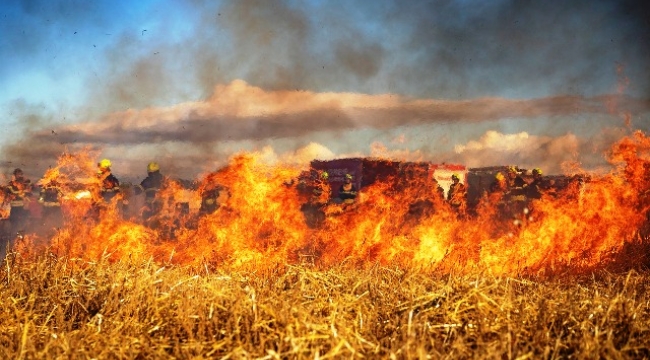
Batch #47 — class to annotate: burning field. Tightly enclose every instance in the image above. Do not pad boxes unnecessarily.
[1,130,650,358]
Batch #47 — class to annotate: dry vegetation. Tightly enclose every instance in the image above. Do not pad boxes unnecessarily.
[1,252,649,359]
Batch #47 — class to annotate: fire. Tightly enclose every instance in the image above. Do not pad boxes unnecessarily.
[6,132,650,275]
[73,190,92,200]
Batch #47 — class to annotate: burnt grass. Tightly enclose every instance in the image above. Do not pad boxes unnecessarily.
[1,253,650,359]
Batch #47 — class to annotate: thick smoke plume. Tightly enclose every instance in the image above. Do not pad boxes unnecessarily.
[3,80,648,179]
[1,0,649,179]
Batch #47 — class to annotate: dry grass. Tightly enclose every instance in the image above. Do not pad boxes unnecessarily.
[1,252,649,359]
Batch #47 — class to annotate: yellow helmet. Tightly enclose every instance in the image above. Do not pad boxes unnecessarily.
[533,168,543,176]
[345,173,353,180]
[98,159,112,169]
[451,173,460,181]
[321,171,329,180]
[147,162,160,173]
[507,166,517,174]
[495,172,505,181]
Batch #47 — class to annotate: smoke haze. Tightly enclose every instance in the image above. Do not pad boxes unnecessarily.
[1,0,649,180]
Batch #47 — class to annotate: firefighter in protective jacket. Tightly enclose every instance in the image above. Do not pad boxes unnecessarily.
[487,172,509,217]
[38,176,64,230]
[5,168,33,235]
[447,173,467,215]
[527,168,546,200]
[506,166,527,201]
[506,166,528,220]
[339,174,358,204]
[311,171,331,206]
[97,159,120,202]
[135,162,165,220]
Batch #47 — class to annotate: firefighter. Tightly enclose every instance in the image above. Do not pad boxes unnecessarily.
[311,171,331,206]
[301,170,330,228]
[134,162,165,220]
[97,159,120,202]
[339,173,358,204]
[506,166,527,197]
[527,168,546,200]
[5,168,33,237]
[90,159,121,220]
[506,166,527,224]
[447,173,467,216]
[489,172,508,195]
[38,177,64,232]
[487,172,509,217]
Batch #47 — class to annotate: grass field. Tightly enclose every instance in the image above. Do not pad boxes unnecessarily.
[1,252,649,359]
[2,134,649,358]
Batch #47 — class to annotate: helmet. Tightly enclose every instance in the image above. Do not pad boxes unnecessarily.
[345,173,353,180]
[495,172,505,181]
[451,174,460,181]
[13,168,23,176]
[507,166,517,174]
[532,168,543,176]
[321,171,329,180]
[98,159,112,169]
[147,162,160,173]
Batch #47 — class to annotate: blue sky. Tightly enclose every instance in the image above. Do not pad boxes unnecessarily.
[1,0,649,180]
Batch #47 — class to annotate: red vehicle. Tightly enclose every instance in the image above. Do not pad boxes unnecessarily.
[309,158,467,200]
[296,158,467,227]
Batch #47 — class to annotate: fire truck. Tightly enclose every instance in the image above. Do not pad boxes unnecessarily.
[296,158,467,227]
[308,158,467,201]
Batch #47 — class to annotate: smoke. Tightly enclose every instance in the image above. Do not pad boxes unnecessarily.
[239,143,337,168]
[385,0,650,98]
[450,129,632,174]
[22,0,644,116]
[27,81,650,146]
[452,131,581,174]
[82,0,387,119]
[3,79,649,180]
[2,0,649,180]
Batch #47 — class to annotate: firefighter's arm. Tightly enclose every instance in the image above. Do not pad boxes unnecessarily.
[109,176,121,191]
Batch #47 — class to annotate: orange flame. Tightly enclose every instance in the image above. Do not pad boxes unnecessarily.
[9,132,650,275]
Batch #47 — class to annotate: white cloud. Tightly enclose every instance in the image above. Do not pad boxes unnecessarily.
[454,131,532,153]
[452,131,582,174]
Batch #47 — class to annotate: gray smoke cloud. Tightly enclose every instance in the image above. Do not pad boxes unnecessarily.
[59,0,649,115]
[26,92,650,146]
[3,80,648,180]
[1,0,649,180]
